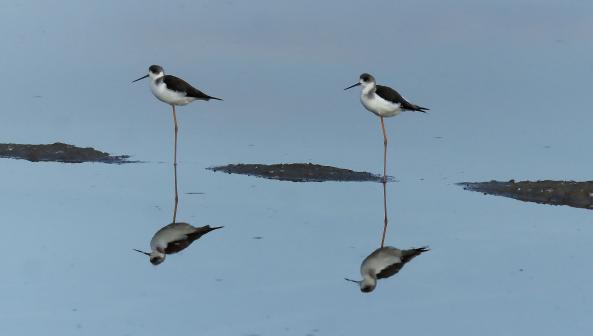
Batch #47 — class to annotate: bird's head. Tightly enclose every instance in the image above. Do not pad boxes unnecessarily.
[359,73,376,86]
[132,65,164,83]
[133,248,166,266]
[360,276,377,293]
[344,73,376,92]
[149,251,166,265]
[345,274,377,293]
[148,65,164,79]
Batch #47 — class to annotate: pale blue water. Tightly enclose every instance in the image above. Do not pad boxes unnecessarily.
[1,0,593,335]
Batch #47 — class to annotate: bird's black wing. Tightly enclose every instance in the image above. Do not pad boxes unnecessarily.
[186,225,223,242]
[401,246,430,262]
[163,75,222,101]
[165,239,192,254]
[375,85,428,112]
[376,247,429,279]
[376,261,405,279]
[164,226,222,254]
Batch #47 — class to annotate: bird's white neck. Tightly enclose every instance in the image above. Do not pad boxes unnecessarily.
[149,72,165,82]
[361,82,376,97]
[150,250,165,259]
[361,274,376,289]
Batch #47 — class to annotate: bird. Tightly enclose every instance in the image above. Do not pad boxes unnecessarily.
[344,73,428,183]
[134,222,223,265]
[345,246,429,292]
[132,65,222,168]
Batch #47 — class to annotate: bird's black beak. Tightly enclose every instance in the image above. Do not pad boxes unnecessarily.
[132,74,149,83]
[344,82,361,90]
[344,278,361,285]
[133,249,151,256]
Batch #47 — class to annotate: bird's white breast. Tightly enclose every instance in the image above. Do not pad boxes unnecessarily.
[361,93,401,118]
[150,223,196,250]
[361,248,402,277]
[150,80,196,106]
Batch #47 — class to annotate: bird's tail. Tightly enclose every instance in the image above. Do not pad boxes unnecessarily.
[206,225,224,232]
[414,246,430,254]
[402,246,430,262]
[206,95,223,101]
[414,105,429,113]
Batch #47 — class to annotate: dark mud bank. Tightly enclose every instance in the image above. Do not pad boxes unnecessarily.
[0,142,133,164]
[459,180,593,210]
[208,163,390,182]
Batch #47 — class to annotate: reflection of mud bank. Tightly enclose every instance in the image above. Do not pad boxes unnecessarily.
[208,163,391,182]
[458,180,593,210]
[0,142,133,164]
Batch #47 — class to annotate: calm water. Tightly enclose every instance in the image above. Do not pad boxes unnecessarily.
[2,1,593,335]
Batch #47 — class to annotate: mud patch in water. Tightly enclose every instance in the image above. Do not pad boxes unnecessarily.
[0,142,133,164]
[208,163,390,182]
[458,180,593,210]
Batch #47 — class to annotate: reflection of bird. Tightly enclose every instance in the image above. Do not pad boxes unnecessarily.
[344,73,428,182]
[132,65,222,167]
[346,246,429,292]
[134,223,222,265]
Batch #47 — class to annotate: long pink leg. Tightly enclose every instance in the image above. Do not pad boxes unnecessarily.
[379,117,389,247]
[172,105,179,223]
[380,179,388,248]
[380,116,387,183]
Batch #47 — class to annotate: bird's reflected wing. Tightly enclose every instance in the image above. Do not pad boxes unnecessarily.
[377,247,429,278]
[376,260,404,279]
[164,238,192,254]
[186,225,223,241]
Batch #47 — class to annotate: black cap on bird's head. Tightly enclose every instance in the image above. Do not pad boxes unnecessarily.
[149,255,165,265]
[148,65,164,75]
[360,283,376,293]
[359,73,375,83]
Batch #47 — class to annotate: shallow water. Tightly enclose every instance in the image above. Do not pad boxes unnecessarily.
[3,148,593,335]
[2,1,593,335]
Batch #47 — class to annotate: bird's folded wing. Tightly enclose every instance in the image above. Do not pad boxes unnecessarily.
[375,85,407,104]
[163,75,212,100]
[186,225,221,241]
[164,238,191,254]
[376,260,405,279]
[377,247,428,278]
[375,85,427,111]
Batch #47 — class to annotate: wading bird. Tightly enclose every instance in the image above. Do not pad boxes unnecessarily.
[345,246,429,292]
[344,73,428,182]
[132,65,222,168]
[134,223,222,265]
[133,65,221,216]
